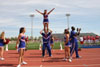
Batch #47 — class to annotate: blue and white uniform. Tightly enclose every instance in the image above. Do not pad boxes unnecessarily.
[18,35,26,49]
[41,32,51,56]
[43,14,49,23]
[70,31,79,58]
[64,36,71,47]
[0,39,4,47]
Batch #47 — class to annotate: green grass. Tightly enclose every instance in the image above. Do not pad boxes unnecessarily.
[5,42,64,50]
[4,41,100,50]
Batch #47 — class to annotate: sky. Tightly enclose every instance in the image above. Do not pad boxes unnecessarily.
[0,0,100,37]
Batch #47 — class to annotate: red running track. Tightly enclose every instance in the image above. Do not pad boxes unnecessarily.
[0,48,100,67]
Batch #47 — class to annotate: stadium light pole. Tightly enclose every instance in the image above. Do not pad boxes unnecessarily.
[66,13,70,30]
[30,14,34,40]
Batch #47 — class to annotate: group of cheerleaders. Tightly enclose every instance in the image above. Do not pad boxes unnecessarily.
[0,8,81,67]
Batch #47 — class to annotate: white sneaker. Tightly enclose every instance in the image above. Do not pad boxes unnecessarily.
[49,55,53,57]
[63,58,67,61]
[17,64,21,67]
[69,59,72,62]
[21,61,27,65]
[0,58,5,61]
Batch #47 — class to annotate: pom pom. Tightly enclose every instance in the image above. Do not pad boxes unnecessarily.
[4,39,10,45]
[25,36,28,42]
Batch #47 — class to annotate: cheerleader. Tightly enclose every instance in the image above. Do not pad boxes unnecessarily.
[70,26,81,59]
[36,8,55,31]
[40,29,52,57]
[16,27,27,67]
[0,32,6,60]
[63,29,72,62]
[50,35,54,49]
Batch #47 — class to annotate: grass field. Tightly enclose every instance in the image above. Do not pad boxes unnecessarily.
[5,42,64,50]
[5,41,100,50]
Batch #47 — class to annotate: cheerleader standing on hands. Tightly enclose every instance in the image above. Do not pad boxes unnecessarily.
[36,8,55,31]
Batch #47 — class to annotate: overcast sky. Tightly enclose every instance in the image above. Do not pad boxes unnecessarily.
[0,0,100,37]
